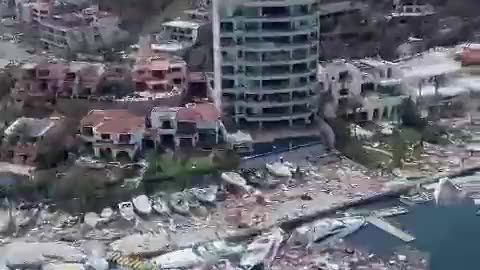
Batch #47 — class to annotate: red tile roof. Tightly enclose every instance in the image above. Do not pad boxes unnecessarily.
[81,110,144,134]
[176,103,220,122]
[461,49,480,66]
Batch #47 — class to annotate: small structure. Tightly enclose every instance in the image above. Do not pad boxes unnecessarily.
[79,110,145,161]
[155,19,205,44]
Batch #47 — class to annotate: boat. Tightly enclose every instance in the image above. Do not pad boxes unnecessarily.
[221,172,250,191]
[118,201,135,221]
[185,192,208,217]
[132,195,152,215]
[151,240,244,269]
[169,192,190,215]
[266,162,292,178]
[434,178,466,206]
[190,185,218,204]
[194,240,245,261]
[150,248,204,269]
[100,207,114,220]
[240,228,284,270]
[151,192,171,216]
[399,192,433,206]
[247,173,282,188]
[288,216,365,247]
[371,206,409,218]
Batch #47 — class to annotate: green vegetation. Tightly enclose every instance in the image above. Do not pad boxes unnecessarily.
[143,150,240,190]
[145,154,216,180]
[329,119,389,169]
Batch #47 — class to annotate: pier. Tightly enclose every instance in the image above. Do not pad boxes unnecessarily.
[366,216,416,242]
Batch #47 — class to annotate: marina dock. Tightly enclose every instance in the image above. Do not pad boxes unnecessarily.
[366,216,416,242]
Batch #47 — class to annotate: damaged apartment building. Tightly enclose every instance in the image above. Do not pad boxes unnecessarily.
[16,0,128,53]
[79,103,224,161]
[213,0,321,128]
[319,58,407,122]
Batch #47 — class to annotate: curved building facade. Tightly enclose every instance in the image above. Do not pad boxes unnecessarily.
[213,0,320,128]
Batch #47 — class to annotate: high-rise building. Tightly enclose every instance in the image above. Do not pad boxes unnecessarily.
[213,0,320,128]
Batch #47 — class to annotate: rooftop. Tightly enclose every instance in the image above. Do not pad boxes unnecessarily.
[81,110,144,134]
[176,103,220,122]
[4,116,62,138]
[319,1,367,16]
[396,49,461,78]
[151,42,191,52]
[161,20,202,30]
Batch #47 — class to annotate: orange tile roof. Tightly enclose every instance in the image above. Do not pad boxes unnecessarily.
[176,103,220,122]
[81,110,144,134]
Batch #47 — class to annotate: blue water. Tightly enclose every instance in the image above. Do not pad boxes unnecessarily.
[348,201,480,270]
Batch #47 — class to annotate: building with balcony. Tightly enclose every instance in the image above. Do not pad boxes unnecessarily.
[213,0,320,128]
[79,110,145,161]
[11,61,68,104]
[145,102,223,149]
[39,6,127,53]
[156,20,204,44]
[132,55,188,95]
[320,58,408,122]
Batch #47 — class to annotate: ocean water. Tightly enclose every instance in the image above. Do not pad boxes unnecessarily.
[348,201,480,270]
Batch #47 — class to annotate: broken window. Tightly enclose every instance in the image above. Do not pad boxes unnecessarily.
[38,69,49,77]
[118,134,131,144]
[161,121,173,129]
[339,88,349,96]
[82,127,94,137]
[173,78,182,85]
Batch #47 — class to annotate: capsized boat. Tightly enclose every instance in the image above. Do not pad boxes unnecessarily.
[118,201,135,221]
[240,228,284,270]
[132,195,152,215]
[190,185,218,204]
[288,216,365,247]
[151,192,171,216]
[371,206,409,218]
[169,192,190,215]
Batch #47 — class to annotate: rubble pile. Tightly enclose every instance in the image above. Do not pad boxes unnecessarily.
[0,154,429,269]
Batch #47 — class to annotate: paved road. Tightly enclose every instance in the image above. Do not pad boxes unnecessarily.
[240,144,329,169]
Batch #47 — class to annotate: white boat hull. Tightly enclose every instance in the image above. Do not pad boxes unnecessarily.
[132,195,152,215]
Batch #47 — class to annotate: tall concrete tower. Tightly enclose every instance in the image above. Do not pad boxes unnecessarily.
[213,0,320,128]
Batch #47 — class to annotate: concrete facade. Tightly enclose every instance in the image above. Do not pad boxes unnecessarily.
[80,110,145,161]
[320,59,408,122]
[38,6,127,53]
[157,20,203,44]
[213,0,320,128]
